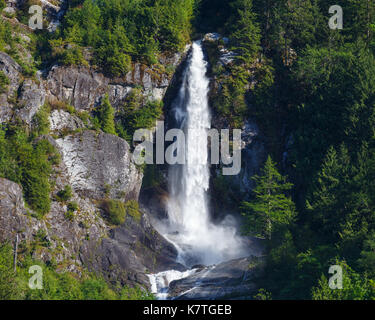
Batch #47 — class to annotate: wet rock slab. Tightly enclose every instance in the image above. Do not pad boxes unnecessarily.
[168,255,264,300]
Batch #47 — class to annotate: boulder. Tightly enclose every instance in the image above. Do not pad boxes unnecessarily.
[49,109,85,132]
[54,130,143,201]
[203,33,222,42]
[46,66,107,111]
[17,78,46,124]
[2,7,16,15]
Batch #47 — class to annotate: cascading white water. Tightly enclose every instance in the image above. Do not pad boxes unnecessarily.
[164,41,248,266]
[148,41,248,299]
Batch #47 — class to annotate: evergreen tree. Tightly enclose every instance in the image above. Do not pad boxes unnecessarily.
[241,156,296,240]
[358,232,375,278]
[312,260,375,300]
[0,244,20,300]
[229,0,261,65]
[97,94,116,135]
[305,145,351,243]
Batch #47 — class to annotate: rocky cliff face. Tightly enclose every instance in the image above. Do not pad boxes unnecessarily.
[0,127,182,287]
[54,131,142,201]
[235,119,266,195]
[0,176,108,273]
[0,52,21,124]
[89,214,185,287]
[0,7,265,294]
[0,178,36,243]
[46,59,183,111]
[202,35,266,201]
[0,10,189,289]
[0,47,186,125]
[0,175,181,287]
[0,51,46,125]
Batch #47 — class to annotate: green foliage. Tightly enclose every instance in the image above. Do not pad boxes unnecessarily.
[104,51,131,77]
[101,199,141,225]
[117,95,163,142]
[32,104,51,137]
[65,202,78,221]
[67,202,78,212]
[120,285,154,300]
[16,0,42,26]
[243,0,375,300]
[142,164,164,189]
[0,70,10,93]
[0,19,12,52]
[195,0,233,33]
[125,200,141,221]
[49,39,88,67]
[21,140,53,215]
[211,65,249,127]
[228,0,261,65]
[77,110,91,125]
[0,125,59,216]
[0,240,154,300]
[212,173,242,211]
[101,199,126,225]
[312,260,375,300]
[202,1,263,127]
[96,94,116,135]
[290,44,375,189]
[0,18,38,76]
[56,185,73,203]
[79,278,117,300]
[0,243,20,300]
[253,288,272,300]
[130,100,163,131]
[358,232,375,278]
[0,0,6,11]
[241,156,296,240]
[51,0,196,74]
[34,229,51,248]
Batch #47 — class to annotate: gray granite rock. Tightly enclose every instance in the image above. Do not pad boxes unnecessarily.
[0,52,21,123]
[238,120,266,194]
[0,178,34,242]
[49,109,85,132]
[17,78,46,124]
[86,213,185,287]
[55,130,143,201]
[46,56,183,111]
[3,6,16,15]
[168,255,264,300]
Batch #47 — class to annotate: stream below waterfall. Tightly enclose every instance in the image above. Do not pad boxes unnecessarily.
[148,41,254,300]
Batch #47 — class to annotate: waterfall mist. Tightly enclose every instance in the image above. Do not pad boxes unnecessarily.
[161,41,248,267]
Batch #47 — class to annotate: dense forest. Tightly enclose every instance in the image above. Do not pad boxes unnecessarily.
[219,0,375,299]
[1,0,375,300]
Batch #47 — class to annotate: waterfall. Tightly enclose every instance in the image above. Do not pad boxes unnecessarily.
[148,41,249,299]
[164,41,247,266]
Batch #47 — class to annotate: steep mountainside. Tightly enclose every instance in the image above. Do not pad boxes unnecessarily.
[1,0,375,301]
[0,0,190,293]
